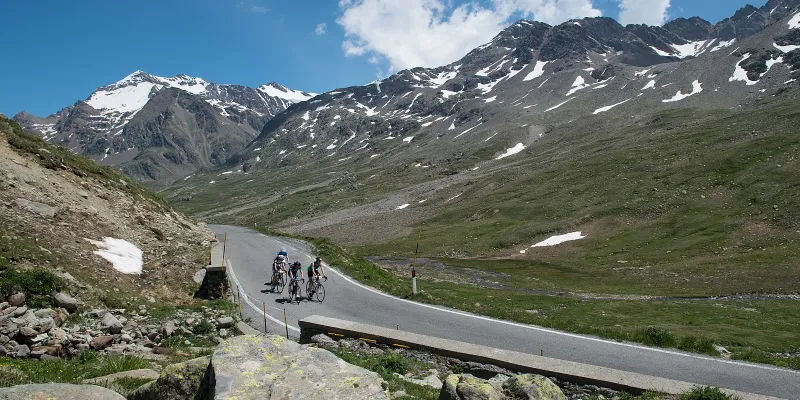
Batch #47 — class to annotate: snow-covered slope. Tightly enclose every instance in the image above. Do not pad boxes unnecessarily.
[14,71,315,164]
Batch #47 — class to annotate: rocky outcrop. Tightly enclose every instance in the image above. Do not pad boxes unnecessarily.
[0,384,126,400]
[127,356,211,400]
[0,301,230,360]
[83,368,160,385]
[211,335,389,399]
[440,374,566,400]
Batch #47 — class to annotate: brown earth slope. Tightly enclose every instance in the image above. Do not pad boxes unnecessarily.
[0,117,214,305]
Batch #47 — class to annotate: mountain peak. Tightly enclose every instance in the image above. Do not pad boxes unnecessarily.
[258,82,316,102]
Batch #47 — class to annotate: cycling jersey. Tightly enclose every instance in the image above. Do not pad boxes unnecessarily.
[289,264,302,279]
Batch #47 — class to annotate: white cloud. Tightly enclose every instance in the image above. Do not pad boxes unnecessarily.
[337,0,602,71]
[250,5,268,13]
[315,23,327,35]
[618,0,670,26]
[368,55,380,64]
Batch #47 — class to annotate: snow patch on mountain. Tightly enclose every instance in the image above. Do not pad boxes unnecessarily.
[788,12,800,29]
[593,98,632,114]
[497,143,525,159]
[663,80,703,102]
[523,61,549,82]
[257,83,316,102]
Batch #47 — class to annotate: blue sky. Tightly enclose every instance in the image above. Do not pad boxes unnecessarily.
[0,0,764,117]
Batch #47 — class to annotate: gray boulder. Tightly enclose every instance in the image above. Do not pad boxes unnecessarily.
[53,292,78,311]
[83,368,160,385]
[439,373,566,400]
[160,321,176,337]
[0,384,125,400]
[216,316,234,329]
[127,356,210,400]
[7,293,25,307]
[211,334,388,399]
[101,313,123,334]
[441,374,504,400]
[12,344,30,358]
[502,374,566,400]
[14,198,58,219]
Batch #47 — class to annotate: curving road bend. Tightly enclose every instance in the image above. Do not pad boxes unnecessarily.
[212,225,799,399]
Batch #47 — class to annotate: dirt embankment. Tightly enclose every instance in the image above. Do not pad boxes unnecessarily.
[0,121,214,305]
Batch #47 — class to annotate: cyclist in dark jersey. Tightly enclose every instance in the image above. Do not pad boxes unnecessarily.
[307,257,326,282]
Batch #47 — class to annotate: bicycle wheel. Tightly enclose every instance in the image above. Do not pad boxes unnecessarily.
[306,280,313,296]
[315,283,325,302]
[276,273,286,294]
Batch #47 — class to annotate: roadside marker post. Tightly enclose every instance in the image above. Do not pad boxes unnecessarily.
[263,303,268,334]
[283,308,289,339]
[221,232,228,268]
[412,230,420,295]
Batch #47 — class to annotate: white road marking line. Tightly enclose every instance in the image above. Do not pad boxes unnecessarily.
[323,265,799,375]
[226,259,301,333]
[235,228,799,375]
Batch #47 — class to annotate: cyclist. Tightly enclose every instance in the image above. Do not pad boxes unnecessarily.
[288,261,303,298]
[277,247,290,264]
[307,256,326,284]
[271,254,286,285]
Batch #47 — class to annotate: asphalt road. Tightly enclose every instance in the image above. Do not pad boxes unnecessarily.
[212,225,800,399]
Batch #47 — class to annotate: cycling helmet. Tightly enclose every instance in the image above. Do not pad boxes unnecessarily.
[315,256,321,261]
[280,248,286,253]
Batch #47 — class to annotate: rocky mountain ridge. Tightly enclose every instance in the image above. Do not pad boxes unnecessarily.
[13,72,315,186]
[220,0,800,177]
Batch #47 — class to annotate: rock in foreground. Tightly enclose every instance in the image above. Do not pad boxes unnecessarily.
[440,373,566,400]
[212,335,389,399]
[0,384,125,400]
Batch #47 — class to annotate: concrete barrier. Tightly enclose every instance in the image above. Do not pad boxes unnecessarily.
[299,315,782,400]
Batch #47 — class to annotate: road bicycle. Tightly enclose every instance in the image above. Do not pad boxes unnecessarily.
[270,268,286,294]
[306,276,327,302]
[288,278,304,304]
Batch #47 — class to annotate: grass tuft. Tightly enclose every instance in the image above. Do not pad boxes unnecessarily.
[680,386,739,400]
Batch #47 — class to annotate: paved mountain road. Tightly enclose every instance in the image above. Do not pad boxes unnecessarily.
[212,225,799,399]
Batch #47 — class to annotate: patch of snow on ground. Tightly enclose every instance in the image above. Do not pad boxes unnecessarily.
[440,90,461,99]
[523,61,548,81]
[485,132,498,142]
[593,98,632,114]
[209,181,215,184]
[531,232,586,247]
[663,80,703,103]
[774,42,800,53]
[396,204,410,210]
[454,120,483,139]
[421,121,434,127]
[476,77,507,94]
[545,98,574,112]
[86,238,143,274]
[403,136,414,143]
[430,71,457,87]
[484,96,498,103]
[370,154,379,158]
[448,121,456,130]
[279,150,287,155]
[634,69,651,77]
[496,143,525,159]
[649,46,672,57]
[641,80,656,90]
[788,12,800,29]
[729,54,757,85]
[446,193,463,202]
[711,39,735,52]
[672,40,711,58]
